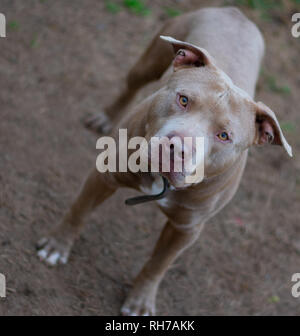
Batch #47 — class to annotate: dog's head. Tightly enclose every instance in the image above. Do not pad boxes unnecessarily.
[142,36,292,188]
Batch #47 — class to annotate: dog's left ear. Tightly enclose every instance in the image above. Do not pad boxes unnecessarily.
[160,35,215,69]
[254,101,292,157]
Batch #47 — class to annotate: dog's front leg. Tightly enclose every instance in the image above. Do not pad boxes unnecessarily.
[121,220,202,316]
[37,168,117,265]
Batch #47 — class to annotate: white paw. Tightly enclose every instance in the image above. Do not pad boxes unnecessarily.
[36,237,71,266]
[121,291,156,316]
[121,306,150,316]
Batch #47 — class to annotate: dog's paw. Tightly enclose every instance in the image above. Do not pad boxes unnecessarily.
[121,291,156,316]
[83,112,112,135]
[36,237,71,266]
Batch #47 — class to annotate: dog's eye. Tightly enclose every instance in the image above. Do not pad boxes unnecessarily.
[179,95,188,107]
[217,132,229,141]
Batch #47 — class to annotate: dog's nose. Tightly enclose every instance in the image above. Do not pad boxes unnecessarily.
[167,135,186,161]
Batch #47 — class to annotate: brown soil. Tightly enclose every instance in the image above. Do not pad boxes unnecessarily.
[0,0,300,315]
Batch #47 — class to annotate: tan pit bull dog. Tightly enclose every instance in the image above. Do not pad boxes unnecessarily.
[37,7,292,315]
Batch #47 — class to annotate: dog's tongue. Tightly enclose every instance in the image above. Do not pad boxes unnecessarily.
[125,176,170,206]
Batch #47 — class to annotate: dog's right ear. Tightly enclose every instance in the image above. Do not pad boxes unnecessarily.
[160,35,215,69]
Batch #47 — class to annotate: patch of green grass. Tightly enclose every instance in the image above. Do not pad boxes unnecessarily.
[280,121,296,133]
[123,0,151,16]
[269,295,280,303]
[30,34,39,48]
[164,7,182,18]
[8,21,20,31]
[228,0,283,20]
[233,0,282,10]
[266,75,291,95]
[105,1,121,14]
[227,0,299,14]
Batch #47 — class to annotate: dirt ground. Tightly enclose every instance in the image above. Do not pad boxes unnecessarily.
[0,0,300,316]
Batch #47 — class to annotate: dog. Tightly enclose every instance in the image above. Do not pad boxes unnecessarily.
[37,7,292,316]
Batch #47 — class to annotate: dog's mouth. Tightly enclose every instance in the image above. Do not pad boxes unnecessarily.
[124,169,193,206]
[125,175,170,206]
[160,170,186,189]
[124,143,197,205]
[145,149,187,189]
